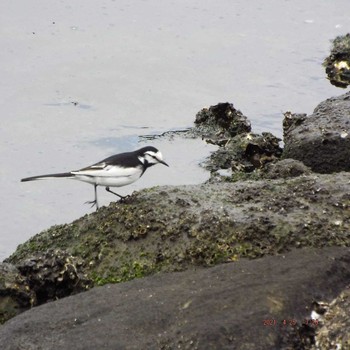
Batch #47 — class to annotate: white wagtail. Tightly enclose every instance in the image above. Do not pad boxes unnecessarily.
[21,146,169,209]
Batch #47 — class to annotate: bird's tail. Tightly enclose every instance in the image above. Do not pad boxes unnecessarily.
[21,172,73,182]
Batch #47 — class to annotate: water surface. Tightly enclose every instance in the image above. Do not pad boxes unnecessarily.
[1,0,349,260]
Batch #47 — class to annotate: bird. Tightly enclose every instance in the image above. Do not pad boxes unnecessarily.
[21,146,169,209]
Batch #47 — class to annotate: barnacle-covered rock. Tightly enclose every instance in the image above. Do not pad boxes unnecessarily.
[15,249,92,304]
[0,263,35,324]
[204,131,282,183]
[323,34,350,88]
[194,102,251,140]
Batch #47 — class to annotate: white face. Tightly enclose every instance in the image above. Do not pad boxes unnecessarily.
[140,151,168,167]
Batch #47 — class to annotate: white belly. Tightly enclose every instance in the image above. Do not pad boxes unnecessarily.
[72,166,143,187]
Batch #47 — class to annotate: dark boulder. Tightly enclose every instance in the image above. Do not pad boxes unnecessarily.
[282,94,350,173]
[0,247,349,350]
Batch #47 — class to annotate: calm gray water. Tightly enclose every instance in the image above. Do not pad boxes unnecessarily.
[1,0,349,260]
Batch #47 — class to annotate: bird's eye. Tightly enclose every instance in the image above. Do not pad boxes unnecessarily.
[147,153,157,160]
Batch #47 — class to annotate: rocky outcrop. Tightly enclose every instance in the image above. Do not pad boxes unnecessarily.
[5,172,350,288]
[0,247,349,350]
[282,93,350,173]
[194,102,283,176]
[194,102,252,139]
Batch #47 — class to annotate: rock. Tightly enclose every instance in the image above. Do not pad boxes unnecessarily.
[5,172,350,290]
[282,112,307,137]
[323,34,350,88]
[282,94,350,173]
[311,288,350,350]
[194,102,251,140]
[0,247,349,350]
[0,250,92,324]
[204,132,283,177]
[15,249,92,305]
[260,159,312,179]
[0,263,35,324]
[194,103,283,179]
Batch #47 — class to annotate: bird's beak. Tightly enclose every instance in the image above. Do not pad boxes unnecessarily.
[159,159,169,167]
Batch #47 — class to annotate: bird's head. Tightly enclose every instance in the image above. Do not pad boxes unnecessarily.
[137,146,169,167]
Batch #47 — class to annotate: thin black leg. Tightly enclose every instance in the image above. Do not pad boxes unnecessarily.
[85,184,99,210]
[106,186,128,201]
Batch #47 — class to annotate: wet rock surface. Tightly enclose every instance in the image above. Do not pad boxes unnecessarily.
[0,247,349,350]
[282,94,350,173]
